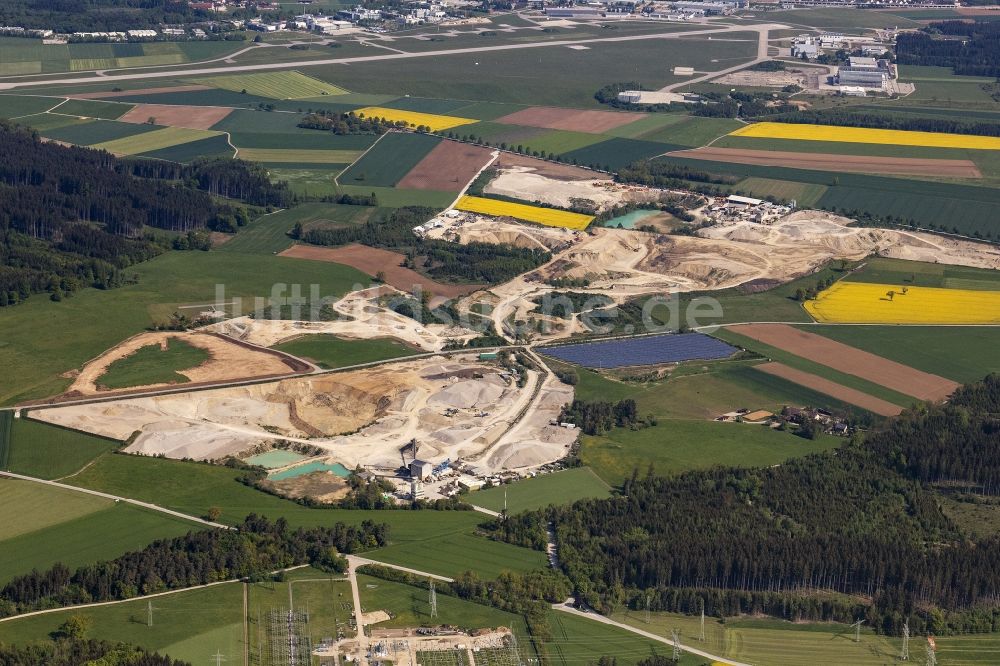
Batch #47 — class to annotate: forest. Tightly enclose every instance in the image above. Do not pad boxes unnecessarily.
[0,514,387,616]
[897,21,1000,77]
[300,206,550,285]
[0,122,290,306]
[494,375,1000,638]
[298,111,409,135]
[0,637,190,666]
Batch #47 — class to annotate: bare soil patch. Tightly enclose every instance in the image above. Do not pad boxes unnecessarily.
[118,103,233,130]
[495,106,646,133]
[397,140,494,191]
[494,152,610,181]
[67,85,212,100]
[731,323,961,401]
[279,243,483,298]
[65,331,300,397]
[754,362,903,417]
[669,147,982,178]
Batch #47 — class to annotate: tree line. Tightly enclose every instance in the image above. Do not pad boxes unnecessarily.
[0,636,190,666]
[298,110,409,135]
[0,0,260,32]
[0,514,387,616]
[492,374,1000,638]
[897,21,1000,78]
[766,108,1000,138]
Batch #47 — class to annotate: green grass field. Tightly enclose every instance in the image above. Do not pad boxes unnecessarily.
[357,573,530,637]
[274,334,419,369]
[64,452,486,543]
[737,176,828,207]
[96,338,210,390]
[469,467,611,513]
[7,418,118,479]
[194,71,348,99]
[0,94,61,118]
[91,126,221,155]
[218,203,378,255]
[0,251,370,404]
[614,610,903,666]
[0,581,246,665]
[366,531,547,579]
[33,117,161,146]
[845,257,1000,290]
[543,610,678,665]
[55,98,132,120]
[237,147,361,164]
[0,481,194,583]
[802,325,1000,385]
[339,132,441,187]
[581,419,837,486]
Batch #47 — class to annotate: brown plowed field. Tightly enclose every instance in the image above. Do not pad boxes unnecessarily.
[118,103,233,130]
[668,147,982,178]
[667,146,983,178]
[397,140,494,191]
[755,362,903,416]
[68,85,212,100]
[730,323,960,401]
[279,244,483,298]
[495,106,646,133]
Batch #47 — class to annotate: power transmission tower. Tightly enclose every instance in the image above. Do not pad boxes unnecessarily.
[146,600,157,627]
[901,621,911,662]
[671,629,681,662]
[429,579,438,619]
[699,598,706,642]
[644,592,651,624]
[212,651,226,666]
[851,618,865,643]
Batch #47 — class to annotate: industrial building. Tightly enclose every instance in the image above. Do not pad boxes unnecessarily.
[836,56,892,90]
[409,459,433,479]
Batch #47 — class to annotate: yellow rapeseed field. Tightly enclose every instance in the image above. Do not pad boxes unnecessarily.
[354,106,477,132]
[730,121,1000,151]
[455,195,594,230]
[805,282,1000,324]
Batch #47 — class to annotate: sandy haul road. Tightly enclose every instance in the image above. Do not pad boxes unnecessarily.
[64,331,301,398]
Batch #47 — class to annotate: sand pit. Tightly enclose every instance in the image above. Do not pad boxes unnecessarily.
[279,244,483,298]
[66,85,213,100]
[34,354,573,472]
[494,153,610,181]
[754,362,903,417]
[397,140,495,191]
[64,331,301,397]
[669,147,982,179]
[496,106,645,133]
[118,103,233,130]
[731,323,960,401]
[484,167,635,211]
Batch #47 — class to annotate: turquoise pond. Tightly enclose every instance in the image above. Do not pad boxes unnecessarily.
[244,450,307,469]
[603,209,660,230]
[268,462,352,481]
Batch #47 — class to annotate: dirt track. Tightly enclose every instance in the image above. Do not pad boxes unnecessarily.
[731,324,960,401]
[66,331,298,396]
[669,147,982,178]
[396,140,494,191]
[755,362,903,416]
[279,243,483,298]
[495,106,645,133]
[118,103,232,130]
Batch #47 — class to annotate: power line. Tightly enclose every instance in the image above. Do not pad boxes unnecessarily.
[429,579,438,619]
[699,598,706,642]
[901,620,911,662]
[212,650,226,666]
[671,629,681,662]
[850,618,865,643]
[146,600,158,627]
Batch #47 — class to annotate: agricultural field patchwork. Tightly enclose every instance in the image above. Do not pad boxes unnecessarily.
[353,106,478,131]
[193,71,348,99]
[730,121,1000,150]
[455,195,593,229]
[805,282,1000,324]
[90,126,223,155]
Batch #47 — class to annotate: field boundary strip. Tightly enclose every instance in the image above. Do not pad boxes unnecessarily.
[0,411,11,470]
[730,121,1000,151]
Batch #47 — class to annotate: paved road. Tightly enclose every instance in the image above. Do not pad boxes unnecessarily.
[553,603,753,666]
[346,556,371,665]
[0,24,758,91]
[0,470,231,530]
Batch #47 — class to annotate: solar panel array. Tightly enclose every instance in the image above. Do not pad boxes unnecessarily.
[542,333,737,369]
